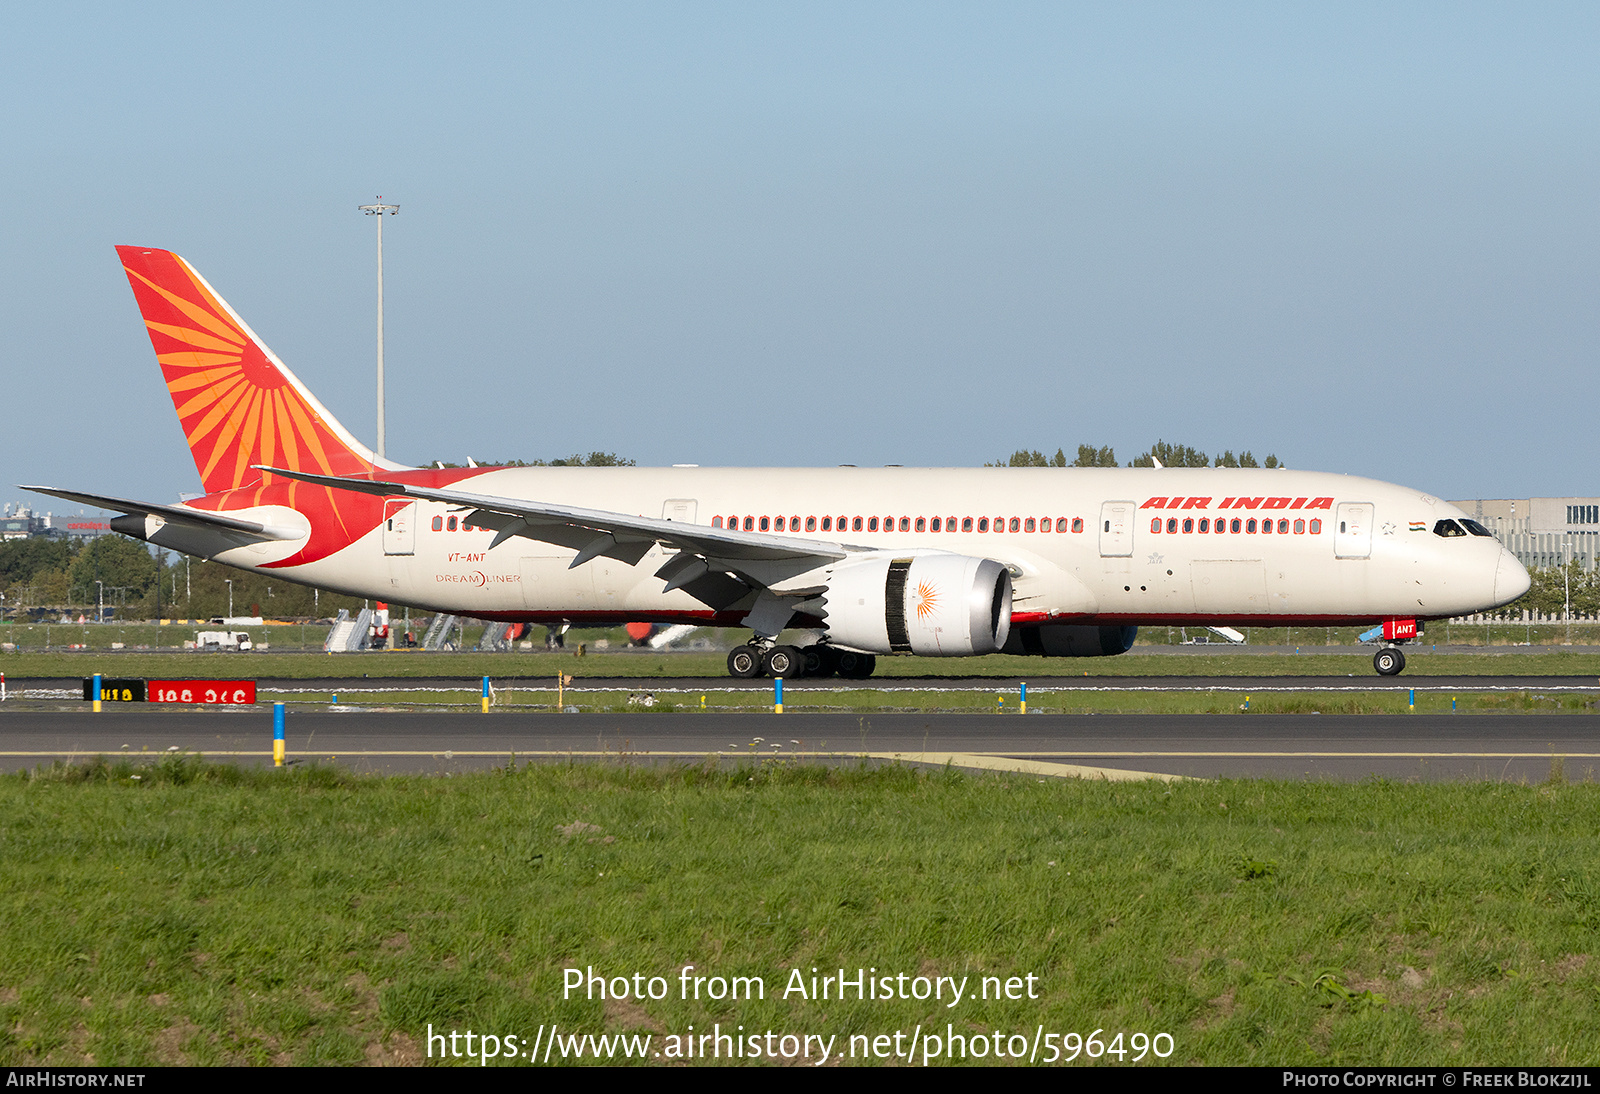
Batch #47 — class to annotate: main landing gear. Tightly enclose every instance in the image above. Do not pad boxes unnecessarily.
[726,643,876,680]
[1373,646,1406,676]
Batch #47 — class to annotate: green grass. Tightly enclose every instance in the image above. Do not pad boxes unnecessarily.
[2,758,1598,1065]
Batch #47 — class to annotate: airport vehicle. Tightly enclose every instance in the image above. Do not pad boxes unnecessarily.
[24,247,1530,678]
[195,630,253,652]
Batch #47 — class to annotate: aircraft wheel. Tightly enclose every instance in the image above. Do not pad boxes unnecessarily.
[763,645,803,678]
[835,651,877,679]
[1373,647,1406,676]
[803,645,834,678]
[727,645,762,678]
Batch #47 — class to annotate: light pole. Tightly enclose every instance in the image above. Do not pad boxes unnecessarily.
[1565,533,1572,645]
[95,580,104,624]
[225,579,234,621]
[358,197,399,459]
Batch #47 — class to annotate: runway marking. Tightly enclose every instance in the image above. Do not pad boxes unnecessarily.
[904,752,1184,781]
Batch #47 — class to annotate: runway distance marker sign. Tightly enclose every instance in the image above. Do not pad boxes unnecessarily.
[80,679,257,704]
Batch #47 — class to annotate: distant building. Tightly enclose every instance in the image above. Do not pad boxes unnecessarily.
[1450,498,1600,571]
[0,504,109,542]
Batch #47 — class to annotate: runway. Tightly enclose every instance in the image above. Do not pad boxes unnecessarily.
[3,708,1597,782]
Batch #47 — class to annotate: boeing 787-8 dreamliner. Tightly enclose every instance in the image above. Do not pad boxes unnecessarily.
[24,247,1530,678]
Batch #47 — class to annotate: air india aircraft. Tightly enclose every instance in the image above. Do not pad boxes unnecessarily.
[24,247,1531,679]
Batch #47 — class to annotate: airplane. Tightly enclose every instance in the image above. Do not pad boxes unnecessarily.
[24,246,1531,679]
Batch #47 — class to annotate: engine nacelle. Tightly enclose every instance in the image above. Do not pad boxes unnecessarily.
[1003,624,1138,658]
[821,552,1012,656]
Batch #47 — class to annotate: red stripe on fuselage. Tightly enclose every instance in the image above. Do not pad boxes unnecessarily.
[187,466,501,568]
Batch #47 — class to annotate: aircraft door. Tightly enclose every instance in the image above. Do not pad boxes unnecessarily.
[1099,501,1135,557]
[662,498,697,523]
[660,499,697,556]
[1334,502,1373,559]
[383,500,415,556]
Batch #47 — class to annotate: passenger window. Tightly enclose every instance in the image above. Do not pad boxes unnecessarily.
[979,518,990,532]
[1151,518,1162,533]
[869,517,879,531]
[1057,517,1068,532]
[853,517,863,531]
[431,516,443,531]
[900,517,911,532]
[915,517,926,532]
[1198,518,1209,532]
[774,516,785,531]
[1309,519,1321,534]
[760,516,770,531]
[743,516,755,531]
[712,516,723,528]
[1294,519,1305,534]
[1023,517,1035,532]
[885,515,895,530]
[1179,518,1191,533]
[791,515,800,529]
[930,517,940,531]
[1246,519,1257,533]
[1071,518,1083,533]
[1008,517,1019,532]
[447,516,458,531]
[806,516,816,532]
[963,517,974,532]
[1278,519,1289,534]
[1230,518,1241,533]
[1433,520,1467,538]
[819,517,829,531]
[1166,518,1178,533]
[1262,519,1273,534]
[946,515,957,530]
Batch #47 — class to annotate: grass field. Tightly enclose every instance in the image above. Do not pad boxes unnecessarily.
[2,758,1597,1066]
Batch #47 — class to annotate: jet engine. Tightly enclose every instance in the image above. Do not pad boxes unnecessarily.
[1002,624,1138,658]
[818,552,1012,656]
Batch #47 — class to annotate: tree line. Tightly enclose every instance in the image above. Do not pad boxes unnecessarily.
[0,535,368,622]
[989,441,1281,469]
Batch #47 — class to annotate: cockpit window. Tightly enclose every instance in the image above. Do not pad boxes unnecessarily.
[1459,518,1494,537]
[1433,519,1467,538]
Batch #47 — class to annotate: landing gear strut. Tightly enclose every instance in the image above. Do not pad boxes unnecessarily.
[1373,646,1406,676]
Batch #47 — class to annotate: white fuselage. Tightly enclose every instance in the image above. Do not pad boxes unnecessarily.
[205,466,1528,628]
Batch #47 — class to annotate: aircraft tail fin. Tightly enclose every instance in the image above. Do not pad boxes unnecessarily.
[116,246,396,495]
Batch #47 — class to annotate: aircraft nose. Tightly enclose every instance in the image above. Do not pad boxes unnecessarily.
[1494,548,1531,605]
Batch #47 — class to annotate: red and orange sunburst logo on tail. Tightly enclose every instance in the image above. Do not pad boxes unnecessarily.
[914,580,940,619]
[117,246,377,496]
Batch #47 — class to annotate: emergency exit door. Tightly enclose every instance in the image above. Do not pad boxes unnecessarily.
[1099,501,1135,557]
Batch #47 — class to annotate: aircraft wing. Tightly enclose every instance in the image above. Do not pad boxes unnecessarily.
[254,466,857,602]
[19,485,303,539]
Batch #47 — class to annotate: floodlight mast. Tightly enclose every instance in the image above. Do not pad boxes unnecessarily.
[358,198,399,459]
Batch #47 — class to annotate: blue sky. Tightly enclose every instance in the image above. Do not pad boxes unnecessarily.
[4,3,1598,510]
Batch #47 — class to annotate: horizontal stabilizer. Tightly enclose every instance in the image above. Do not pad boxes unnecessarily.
[19,486,303,540]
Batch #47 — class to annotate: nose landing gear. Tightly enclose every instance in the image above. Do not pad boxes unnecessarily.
[1373,646,1406,676]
